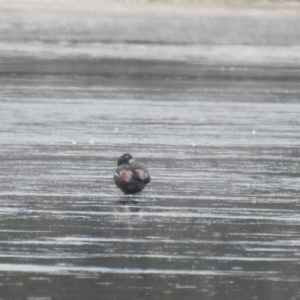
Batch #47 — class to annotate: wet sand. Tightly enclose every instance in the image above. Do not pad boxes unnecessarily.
[0,2,300,300]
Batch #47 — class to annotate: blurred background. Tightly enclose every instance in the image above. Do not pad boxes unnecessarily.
[1,0,300,75]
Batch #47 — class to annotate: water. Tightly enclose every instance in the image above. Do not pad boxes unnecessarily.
[1,1,300,299]
[0,72,300,299]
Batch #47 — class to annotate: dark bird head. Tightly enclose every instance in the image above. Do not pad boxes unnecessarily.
[117,153,134,166]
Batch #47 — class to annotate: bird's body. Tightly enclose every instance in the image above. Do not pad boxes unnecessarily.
[114,154,151,194]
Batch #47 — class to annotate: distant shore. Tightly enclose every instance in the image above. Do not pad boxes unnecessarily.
[1,0,300,75]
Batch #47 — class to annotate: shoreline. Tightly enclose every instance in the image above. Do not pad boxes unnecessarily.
[1,0,300,75]
[1,56,299,81]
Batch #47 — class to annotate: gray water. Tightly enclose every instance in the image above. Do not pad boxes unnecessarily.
[0,72,300,300]
[1,2,300,299]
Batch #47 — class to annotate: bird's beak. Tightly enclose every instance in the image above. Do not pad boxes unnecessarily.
[129,159,134,164]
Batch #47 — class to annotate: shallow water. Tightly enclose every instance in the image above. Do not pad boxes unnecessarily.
[0,71,300,299]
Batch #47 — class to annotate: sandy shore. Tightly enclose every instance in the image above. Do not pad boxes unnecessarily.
[1,1,300,45]
[0,1,300,74]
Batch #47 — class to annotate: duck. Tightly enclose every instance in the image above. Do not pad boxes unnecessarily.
[114,153,151,194]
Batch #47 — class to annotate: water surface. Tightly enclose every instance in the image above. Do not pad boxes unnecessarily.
[0,72,300,299]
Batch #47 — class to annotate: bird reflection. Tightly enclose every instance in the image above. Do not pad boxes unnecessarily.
[115,196,144,213]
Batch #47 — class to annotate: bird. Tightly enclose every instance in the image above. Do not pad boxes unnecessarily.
[114,153,151,195]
